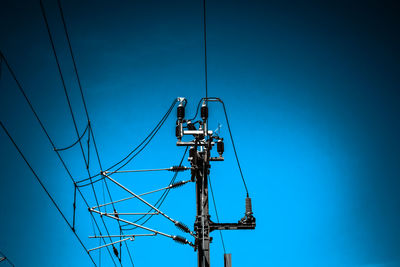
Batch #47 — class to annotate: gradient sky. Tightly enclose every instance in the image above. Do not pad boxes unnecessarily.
[1,0,400,266]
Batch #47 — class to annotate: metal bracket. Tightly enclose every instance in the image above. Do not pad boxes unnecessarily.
[209,221,256,232]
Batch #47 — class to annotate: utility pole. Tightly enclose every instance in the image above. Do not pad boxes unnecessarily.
[175,97,256,267]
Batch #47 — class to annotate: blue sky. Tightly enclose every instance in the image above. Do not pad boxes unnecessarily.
[1,0,400,266]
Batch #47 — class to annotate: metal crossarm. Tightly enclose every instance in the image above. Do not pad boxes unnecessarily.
[209,222,256,231]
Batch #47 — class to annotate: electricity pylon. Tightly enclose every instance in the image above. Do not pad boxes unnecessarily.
[175,97,256,267]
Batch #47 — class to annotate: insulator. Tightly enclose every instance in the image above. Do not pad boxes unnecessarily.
[175,124,180,138]
[201,104,208,120]
[217,140,224,155]
[177,105,185,121]
[113,246,119,257]
[245,197,253,215]
[170,166,188,172]
[175,221,191,233]
[170,180,187,189]
[173,235,188,245]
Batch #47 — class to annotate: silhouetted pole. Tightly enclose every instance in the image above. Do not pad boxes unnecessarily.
[175,98,256,267]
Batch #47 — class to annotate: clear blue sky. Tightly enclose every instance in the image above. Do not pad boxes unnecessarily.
[1,0,400,266]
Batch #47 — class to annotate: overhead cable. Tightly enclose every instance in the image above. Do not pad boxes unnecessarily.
[54,122,90,151]
[188,97,250,196]
[203,0,208,100]
[0,250,15,267]
[56,0,135,260]
[208,175,226,253]
[76,99,177,184]
[39,2,123,264]
[0,50,117,266]
[121,147,188,230]
[0,121,97,266]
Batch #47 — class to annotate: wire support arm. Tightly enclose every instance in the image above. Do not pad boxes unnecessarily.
[76,164,190,186]
[90,208,192,245]
[104,166,191,174]
[101,212,160,216]
[89,234,157,239]
[88,237,133,253]
[102,172,189,228]
[91,179,192,210]
[90,208,170,237]
[120,147,189,231]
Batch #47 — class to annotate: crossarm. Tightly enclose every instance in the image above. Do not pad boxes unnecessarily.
[209,222,256,232]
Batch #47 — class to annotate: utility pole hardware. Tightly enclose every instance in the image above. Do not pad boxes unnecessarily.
[176,97,256,267]
[2,0,257,265]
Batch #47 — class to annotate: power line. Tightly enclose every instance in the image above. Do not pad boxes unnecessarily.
[0,55,3,80]
[77,176,106,187]
[74,102,175,185]
[187,97,250,196]
[3,0,252,263]
[106,104,175,176]
[208,175,226,254]
[102,175,133,265]
[56,0,89,121]
[106,99,177,174]
[52,0,140,262]
[56,0,103,171]
[121,147,188,231]
[125,148,188,229]
[174,96,256,267]
[0,50,117,266]
[38,3,122,265]
[219,99,249,197]
[39,0,83,152]
[39,0,93,177]
[203,0,208,100]
[202,13,209,259]
[76,99,177,184]
[54,122,90,151]
[55,0,133,262]
[0,121,97,266]
[0,249,15,267]
[0,50,55,148]
[74,100,177,188]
